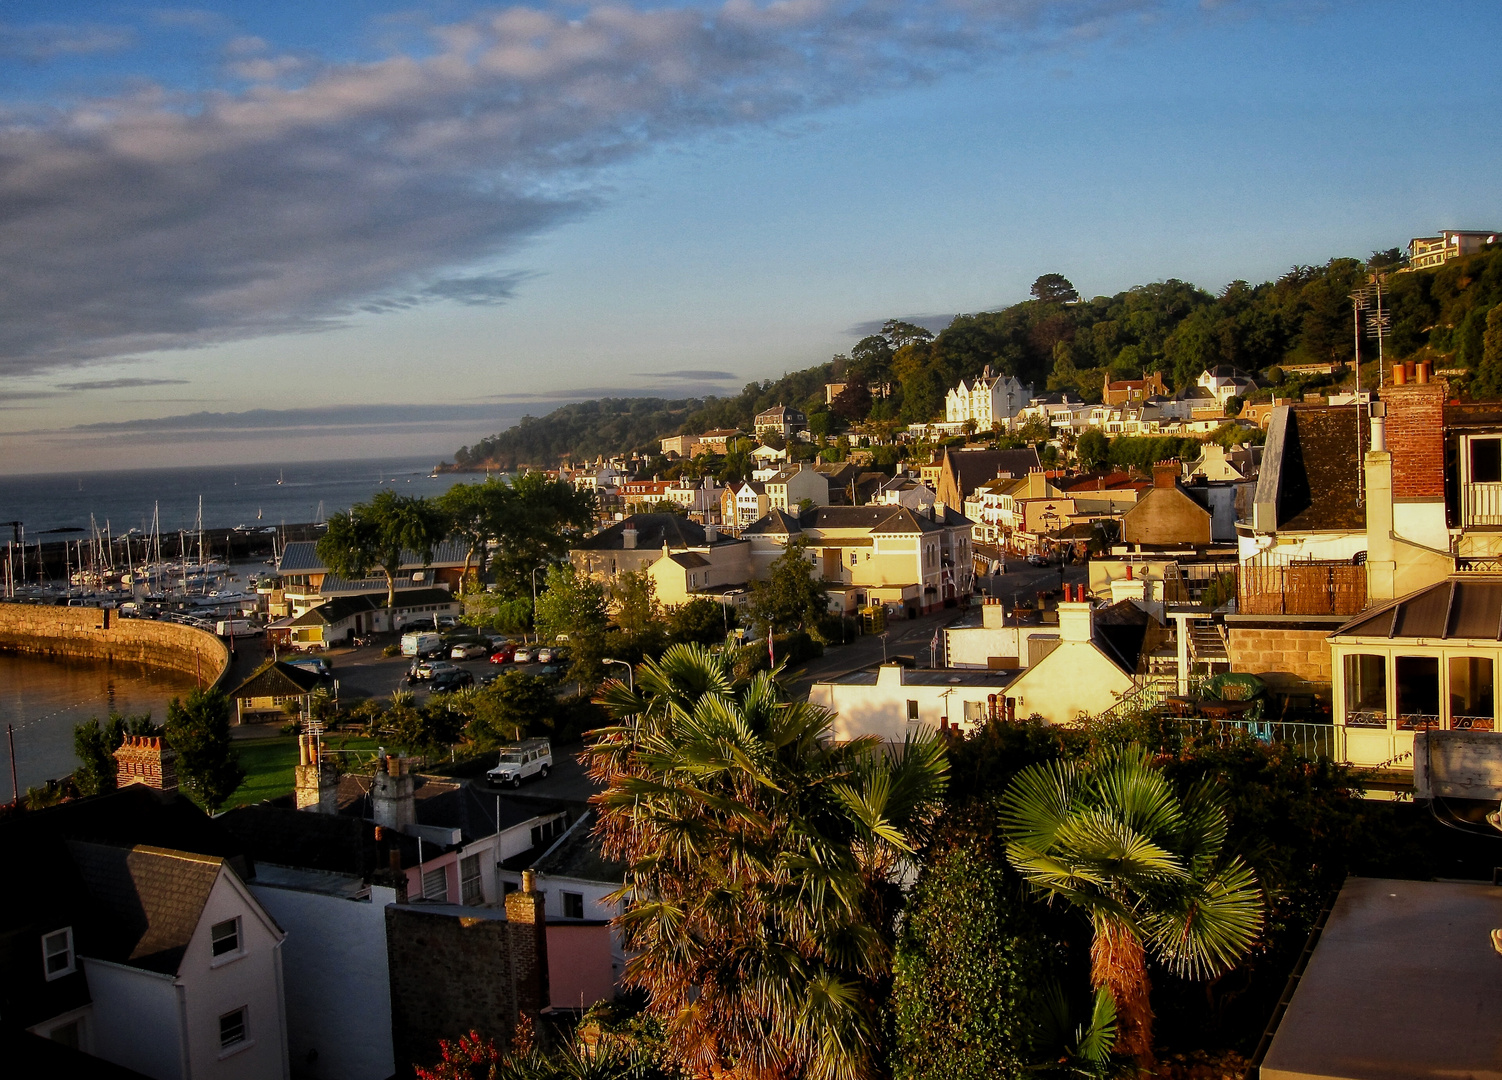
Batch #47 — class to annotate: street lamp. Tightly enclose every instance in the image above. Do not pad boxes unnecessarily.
[602,657,634,692]
[530,564,548,643]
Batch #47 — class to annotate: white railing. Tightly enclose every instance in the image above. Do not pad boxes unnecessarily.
[1463,482,1502,526]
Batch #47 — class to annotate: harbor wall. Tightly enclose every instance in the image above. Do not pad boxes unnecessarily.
[0,604,231,690]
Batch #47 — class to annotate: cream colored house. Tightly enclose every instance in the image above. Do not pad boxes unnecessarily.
[645,542,753,608]
[1002,598,1138,724]
[763,464,830,512]
[742,504,972,615]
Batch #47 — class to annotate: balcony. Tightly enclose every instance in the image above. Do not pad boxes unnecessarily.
[1237,556,1366,616]
[1462,481,1502,527]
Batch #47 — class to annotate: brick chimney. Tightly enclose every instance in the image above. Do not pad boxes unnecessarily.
[1382,378,1446,501]
[294,734,337,814]
[372,750,415,829]
[1152,460,1180,489]
[113,735,177,792]
[506,869,550,1020]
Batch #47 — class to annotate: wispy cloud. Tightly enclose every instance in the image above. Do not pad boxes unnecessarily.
[846,314,958,337]
[0,0,1167,378]
[0,22,136,61]
[55,377,191,391]
[638,370,739,381]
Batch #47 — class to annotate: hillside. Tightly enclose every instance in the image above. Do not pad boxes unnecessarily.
[442,243,1502,470]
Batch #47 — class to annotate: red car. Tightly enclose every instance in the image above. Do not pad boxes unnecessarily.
[488,643,516,664]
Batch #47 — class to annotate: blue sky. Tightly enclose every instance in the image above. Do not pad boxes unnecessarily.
[0,0,1498,473]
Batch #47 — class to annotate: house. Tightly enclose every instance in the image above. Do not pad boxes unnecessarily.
[570,513,743,586]
[0,787,289,1080]
[229,660,326,724]
[644,538,753,608]
[1102,371,1167,405]
[998,591,1147,724]
[275,539,468,617]
[741,503,973,615]
[871,477,937,512]
[810,665,1018,741]
[944,366,1032,428]
[824,382,847,404]
[661,477,724,520]
[963,472,1060,548]
[1406,229,1499,271]
[1185,442,1261,482]
[754,406,807,439]
[1197,365,1256,407]
[1260,877,1502,1080]
[695,429,741,455]
[721,481,768,530]
[750,443,787,468]
[619,479,673,509]
[658,434,699,457]
[932,447,1044,513]
[763,464,831,512]
[1121,463,1212,546]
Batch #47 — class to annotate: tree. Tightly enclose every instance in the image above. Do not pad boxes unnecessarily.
[832,375,874,422]
[586,644,949,1080]
[999,743,1263,1066]
[318,490,449,621]
[165,690,246,812]
[437,476,511,581]
[747,537,828,634]
[1076,429,1110,472]
[611,569,666,656]
[1473,305,1502,400]
[73,711,160,796]
[667,596,734,646]
[1031,274,1080,305]
[466,671,558,745]
[488,472,598,596]
[534,563,610,683]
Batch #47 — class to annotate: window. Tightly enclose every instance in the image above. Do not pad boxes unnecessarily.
[963,700,988,723]
[42,928,74,980]
[422,867,449,902]
[1343,653,1387,724]
[460,855,484,906]
[1450,656,1495,730]
[563,892,585,920]
[1471,437,1502,484]
[219,1008,247,1049]
[906,700,920,722]
[1395,656,1441,729]
[210,918,241,958]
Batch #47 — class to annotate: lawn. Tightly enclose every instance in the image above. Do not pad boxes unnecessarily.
[228,734,385,808]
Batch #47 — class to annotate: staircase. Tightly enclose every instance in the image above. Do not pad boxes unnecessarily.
[1188,620,1231,673]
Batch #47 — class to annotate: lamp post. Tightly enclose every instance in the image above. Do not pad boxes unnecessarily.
[530,564,548,643]
[603,657,634,692]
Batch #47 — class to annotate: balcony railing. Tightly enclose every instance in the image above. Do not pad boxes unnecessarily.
[1183,718,1341,760]
[1452,715,1496,731]
[1238,555,1366,616]
[1396,713,1442,731]
[1344,709,1388,728]
[1463,481,1502,527]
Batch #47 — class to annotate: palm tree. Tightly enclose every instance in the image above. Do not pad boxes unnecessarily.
[998,743,1263,1066]
[585,643,948,1080]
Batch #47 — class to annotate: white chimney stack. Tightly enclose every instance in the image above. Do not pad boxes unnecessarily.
[622,523,638,550]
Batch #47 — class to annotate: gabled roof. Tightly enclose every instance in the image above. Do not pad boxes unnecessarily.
[741,508,803,535]
[1256,406,1368,533]
[667,552,711,569]
[231,660,324,699]
[1332,577,1502,641]
[575,513,716,551]
[278,539,470,574]
[68,842,227,975]
[289,594,380,626]
[535,812,626,884]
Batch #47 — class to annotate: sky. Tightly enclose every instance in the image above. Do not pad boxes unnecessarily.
[0,0,1498,474]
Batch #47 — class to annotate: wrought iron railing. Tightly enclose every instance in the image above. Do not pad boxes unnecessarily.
[1452,715,1496,731]
[1097,675,1177,720]
[1344,710,1388,728]
[1183,718,1342,759]
[1396,713,1442,731]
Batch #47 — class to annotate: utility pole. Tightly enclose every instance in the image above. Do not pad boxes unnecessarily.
[1349,286,1373,506]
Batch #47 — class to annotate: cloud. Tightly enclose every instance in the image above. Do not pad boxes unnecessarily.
[0,389,61,401]
[0,0,1166,378]
[0,22,136,60]
[845,314,958,337]
[54,377,191,391]
[638,370,739,381]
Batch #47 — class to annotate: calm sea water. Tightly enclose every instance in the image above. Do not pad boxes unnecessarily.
[0,456,479,537]
[0,653,200,796]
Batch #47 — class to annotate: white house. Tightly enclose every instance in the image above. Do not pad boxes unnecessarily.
[945,366,1033,428]
[810,664,1018,741]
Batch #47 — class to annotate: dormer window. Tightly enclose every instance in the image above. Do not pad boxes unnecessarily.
[42,927,74,980]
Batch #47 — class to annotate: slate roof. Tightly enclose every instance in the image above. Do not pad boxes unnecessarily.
[743,504,967,536]
[67,842,226,976]
[1261,406,1369,532]
[231,660,325,699]
[277,539,470,574]
[667,552,711,569]
[1332,577,1502,641]
[535,811,626,884]
[575,513,722,551]
[290,595,380,626]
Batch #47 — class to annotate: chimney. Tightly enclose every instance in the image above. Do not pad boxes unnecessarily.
[1392,362,1407,386]
[982,596,1007,629]
[1152,460,1179,489]
[294,735,338,813]
[622,523,637,550]
[1058,596,1094,644]
[372,751,416,829]
[704,523,718,543]
[113,735,178,792]
[506,869,550,1021]
[1382,377,1447,501]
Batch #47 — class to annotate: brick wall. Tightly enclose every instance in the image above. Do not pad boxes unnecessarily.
[1226,627,1333,693]
[1383,381,1447,500]
[0,604,229,687]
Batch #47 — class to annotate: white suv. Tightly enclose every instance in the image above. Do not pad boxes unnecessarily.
[486,739,553,788]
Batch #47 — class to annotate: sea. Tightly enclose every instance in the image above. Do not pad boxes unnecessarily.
[0,455,489,796]
[0,455,479,536]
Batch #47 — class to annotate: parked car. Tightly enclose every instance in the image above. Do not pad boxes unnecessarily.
[535,646,555,663]
[478,671,499,686]
[436,615,459,629]
[286,657,332,677]
[412,659,457,680]
[486,738,552,788]
[489,642,516,664]
[1026,553,1051,567]
[450,642,490,660]
[430,669,475,692]
[513,646,534,664]
[537,663,563,678]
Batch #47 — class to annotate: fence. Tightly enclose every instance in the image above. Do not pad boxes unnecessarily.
[1181,717,1342,759]
[1237,555,1366,616]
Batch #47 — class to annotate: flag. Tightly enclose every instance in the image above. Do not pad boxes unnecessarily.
[930,628,941,665]
[768,625,776,667]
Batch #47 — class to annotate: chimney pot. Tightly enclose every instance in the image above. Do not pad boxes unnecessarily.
[521,869,537,893]
[1417,361,1431,384]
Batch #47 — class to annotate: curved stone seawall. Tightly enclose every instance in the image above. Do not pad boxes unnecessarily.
[0,604,231,690]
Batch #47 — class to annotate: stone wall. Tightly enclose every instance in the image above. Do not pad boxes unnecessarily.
[0,603,230,688]
[385,905,528,1076]
[1226,625,1334,694]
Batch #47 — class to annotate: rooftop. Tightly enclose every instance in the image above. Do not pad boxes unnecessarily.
[1332,576,1502,641]
[278,538,471,574]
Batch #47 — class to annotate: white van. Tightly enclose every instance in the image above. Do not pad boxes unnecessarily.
[215,619,262,637]
[401,631,444,658]
[486,739,553,788]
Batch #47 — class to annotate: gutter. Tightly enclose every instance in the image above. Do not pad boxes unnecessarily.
[1245,897,1335,1079]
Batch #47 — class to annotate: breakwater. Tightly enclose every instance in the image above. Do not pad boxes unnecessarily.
[0,603,231,690]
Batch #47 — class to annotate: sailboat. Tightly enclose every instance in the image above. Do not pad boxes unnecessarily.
[277,469,284,486]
